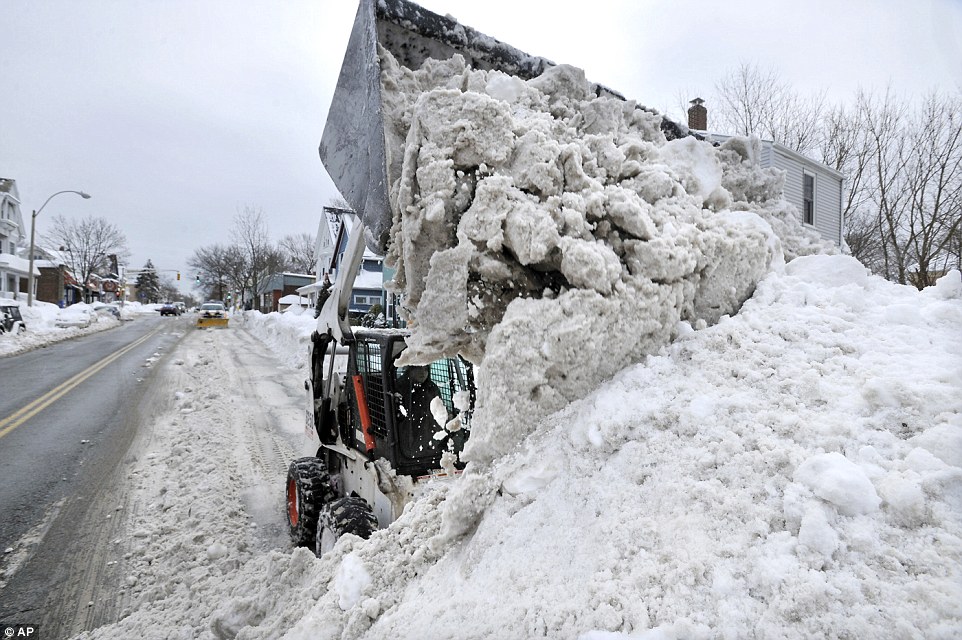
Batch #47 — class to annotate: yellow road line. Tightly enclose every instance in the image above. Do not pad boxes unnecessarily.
[0,330,158,440]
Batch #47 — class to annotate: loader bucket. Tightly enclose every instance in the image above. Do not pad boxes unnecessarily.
[320,0,687,256]
[197,317,229,329]
[320,0,558,255]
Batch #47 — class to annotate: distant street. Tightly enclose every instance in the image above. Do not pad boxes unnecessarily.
[0,314,188,636]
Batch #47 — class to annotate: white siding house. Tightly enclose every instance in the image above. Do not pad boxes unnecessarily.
[0,178,38,300]
[703,135,845,246]
[299,206,387,315]
[314,206,348,279]
[686,100,845,247]
[764,142,845,246]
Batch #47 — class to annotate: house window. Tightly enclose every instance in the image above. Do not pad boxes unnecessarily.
[803,173,815,225]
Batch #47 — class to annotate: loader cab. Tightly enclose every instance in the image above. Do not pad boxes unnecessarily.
[341,329,475,477]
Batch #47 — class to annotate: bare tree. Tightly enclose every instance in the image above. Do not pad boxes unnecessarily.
[819,102,872,219]
[714,62,826,156]
[188,243,246,301]
[900,92,962,287]
[279,232,317,274]
[838,89,962,288]
[230,205,278,310]
[42,214,129,294]
[222,244,250,303]
[158,274,181,303]
[859,88,912,283]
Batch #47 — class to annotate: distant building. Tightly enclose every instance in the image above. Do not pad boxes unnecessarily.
[21,245,86,306]
[257,272,316,313]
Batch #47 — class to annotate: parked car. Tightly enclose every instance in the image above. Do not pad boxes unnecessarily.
[55,306,94,328]
[92,302,121,319]
[0,304,27,334]
[160,303,180,316]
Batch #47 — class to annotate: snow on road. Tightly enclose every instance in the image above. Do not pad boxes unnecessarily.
[69,263,961,640]
[67,321,314,639]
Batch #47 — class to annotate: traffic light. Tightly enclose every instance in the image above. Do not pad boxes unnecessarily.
[195,274,200,284]
[176,272,181,280]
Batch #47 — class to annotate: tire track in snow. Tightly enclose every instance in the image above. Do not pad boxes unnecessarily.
[208,326,306,550]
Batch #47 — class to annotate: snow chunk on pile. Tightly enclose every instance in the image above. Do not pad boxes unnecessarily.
[380,53,833,500]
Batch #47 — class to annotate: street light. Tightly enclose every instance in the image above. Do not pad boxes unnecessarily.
[27,190,92,306]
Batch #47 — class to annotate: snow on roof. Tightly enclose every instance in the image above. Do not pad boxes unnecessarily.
[700,133,845,179]
[325,207,349,241]
[352,267,383,290]
[296,280,327,294]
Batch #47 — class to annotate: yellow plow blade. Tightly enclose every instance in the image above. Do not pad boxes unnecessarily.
[197,317,229,329]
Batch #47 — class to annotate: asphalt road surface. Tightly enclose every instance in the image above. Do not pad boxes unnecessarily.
[0,314,188,638]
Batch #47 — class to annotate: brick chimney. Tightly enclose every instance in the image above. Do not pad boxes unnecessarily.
[688,97,707,131]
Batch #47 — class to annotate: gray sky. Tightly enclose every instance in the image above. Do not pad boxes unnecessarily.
[2,0,960,294]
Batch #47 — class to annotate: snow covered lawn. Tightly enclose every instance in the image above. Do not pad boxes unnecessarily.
[73,260,961,640]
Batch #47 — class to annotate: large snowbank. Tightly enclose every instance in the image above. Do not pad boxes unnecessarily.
[73,262,961,640]
[233,309,317,371]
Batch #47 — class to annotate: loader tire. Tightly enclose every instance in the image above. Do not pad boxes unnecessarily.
[315,496,378,555]
[285,457,335,548]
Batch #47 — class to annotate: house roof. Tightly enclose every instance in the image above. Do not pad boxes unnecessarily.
[354,267,383,289]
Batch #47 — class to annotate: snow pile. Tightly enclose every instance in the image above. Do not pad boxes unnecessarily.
[235,309,317,370]
[74,262,962,640]
[377,52,833,539]
[270,260,960,640]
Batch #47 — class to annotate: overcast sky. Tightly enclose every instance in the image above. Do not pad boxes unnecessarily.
[2,0,960,294]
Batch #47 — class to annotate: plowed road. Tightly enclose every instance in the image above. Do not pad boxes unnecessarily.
[0,315,186,636]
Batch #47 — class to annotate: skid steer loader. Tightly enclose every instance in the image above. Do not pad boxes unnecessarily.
[285,0,686,554]
[285,0,538,555]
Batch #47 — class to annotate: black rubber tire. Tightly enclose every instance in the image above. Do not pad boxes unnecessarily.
[315,496,379,555]
[285,457,335,548]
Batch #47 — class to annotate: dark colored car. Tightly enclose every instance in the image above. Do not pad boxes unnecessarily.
[0,304,27,334]
[160,303,180,316]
